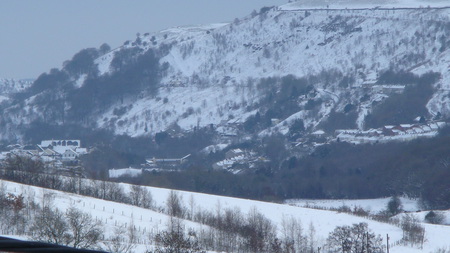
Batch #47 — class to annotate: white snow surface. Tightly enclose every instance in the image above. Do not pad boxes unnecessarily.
[2,4,450,142]
[2,179,450,252]
[0,78,33,94]
[87,5,450,137]
[98,84,261,136]
[0,4,450,139]
[201,143,230,154]
[108,168,142,178]
[0,95,9,103]
[285,197,421,214]
[280,0,450,10]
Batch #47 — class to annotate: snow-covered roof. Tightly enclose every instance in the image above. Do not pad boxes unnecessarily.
[201,143,229,154]
[40,140,81,148]
[229,148,243,154]
[312,130,325,135]
[63,149,78,155]
[42,148,58,156]
[75,147,88,154]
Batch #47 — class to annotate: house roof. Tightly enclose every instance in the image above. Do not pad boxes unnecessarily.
[229,148,243,154]
[63,149,78,155]
[42,149,58,156]
[40,140,81,148]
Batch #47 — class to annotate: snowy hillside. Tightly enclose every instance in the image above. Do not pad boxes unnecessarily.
[0,78,33,105]
[283,0,450,9]
[91,5,450,136]
[0,3,449,143]
[2,178,450,252]
[0,78,32,95]
[285,197,421,214]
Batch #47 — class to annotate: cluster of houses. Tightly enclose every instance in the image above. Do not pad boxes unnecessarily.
[336,121,446,144]
[213,148,270,174]
[108,154,192,178]
[0,139,88,167]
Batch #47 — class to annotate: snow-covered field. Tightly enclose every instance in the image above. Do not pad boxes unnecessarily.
[2,179,450,252]
[285,197,421,214]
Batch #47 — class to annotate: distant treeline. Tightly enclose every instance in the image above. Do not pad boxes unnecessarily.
[121,127,450,209]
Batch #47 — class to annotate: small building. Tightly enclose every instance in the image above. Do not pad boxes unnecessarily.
[62,149,79,160]
[311,130,325,137]
[40,139,81,149]
[271,118,281,126]
[145,154,191,169]
[225,149,244,159]
[36,139,88,163]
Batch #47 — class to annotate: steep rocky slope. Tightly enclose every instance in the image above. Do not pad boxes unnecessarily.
[0,3,449,142]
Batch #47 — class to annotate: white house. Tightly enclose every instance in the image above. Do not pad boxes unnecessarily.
[62,149,79,160]
[37,139,87,161]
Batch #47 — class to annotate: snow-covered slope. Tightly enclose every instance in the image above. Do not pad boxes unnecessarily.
[1,3,449,141]
[3,178,450,252]
[283,0,450,9]
[285,197,421,214]
[92,5,450,136]
[0,78,32,95]
[0,78,33,106]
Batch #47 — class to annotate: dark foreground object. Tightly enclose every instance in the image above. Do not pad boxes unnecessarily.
[0,236,107,253]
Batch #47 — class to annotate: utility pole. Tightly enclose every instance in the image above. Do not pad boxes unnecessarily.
[386,234,390,253]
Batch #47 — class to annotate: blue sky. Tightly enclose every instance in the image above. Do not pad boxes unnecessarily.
[0,0,286,79]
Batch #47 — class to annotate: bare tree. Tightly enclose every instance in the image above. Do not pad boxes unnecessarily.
[66,206,103,249]
[401,214,425,248]
[166,190,184,218]
[105,182,129,203]
[154,219,203,253]
[99,180,108,199]
[327,225,352,253]
[2,155,45,185]
[243,207,276,252]
[281,215,306,252]
[327,222,384,253]
[0,181,6,215]
[188,194,195,220]
[141,186,153,209]
[104,221,137,253]
[64,176,78,194]
[222,207,243,252]
[30,207,70,246]
[307,222,317,253]
[41,189,58,212]
[130,184,153,208]
[130,184,143,206]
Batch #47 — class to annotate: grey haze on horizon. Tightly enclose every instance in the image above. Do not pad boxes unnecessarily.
[0,0,286,79]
